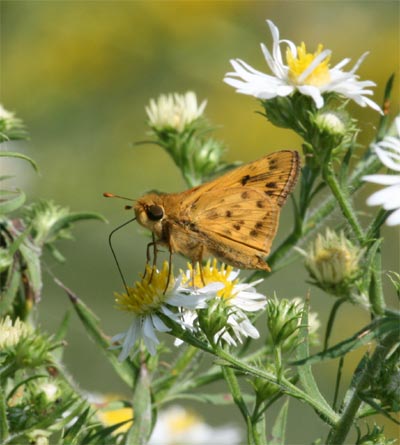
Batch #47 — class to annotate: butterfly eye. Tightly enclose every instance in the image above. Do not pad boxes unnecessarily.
[146,204,164,221]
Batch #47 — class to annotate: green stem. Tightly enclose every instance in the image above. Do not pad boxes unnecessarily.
[322,161,364,244]
[324,298,347,351]
[221,366,258,445]
[0,387,9,442]
[369,249,385,316]
[326,329,399,444]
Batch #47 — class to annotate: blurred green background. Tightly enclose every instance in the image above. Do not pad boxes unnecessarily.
[2,1,399,442]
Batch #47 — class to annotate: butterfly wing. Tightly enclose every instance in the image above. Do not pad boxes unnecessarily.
[182,150,300,208]
[189,188,279,270]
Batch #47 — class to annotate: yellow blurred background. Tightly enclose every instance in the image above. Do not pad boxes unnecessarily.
[2,1,399,443]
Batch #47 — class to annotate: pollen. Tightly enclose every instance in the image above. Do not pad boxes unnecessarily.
[184,259,238,301]
[286,42,331,86]
[114,262,172,316]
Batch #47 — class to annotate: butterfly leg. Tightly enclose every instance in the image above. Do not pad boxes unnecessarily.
[144,233,158,280]
[198,246,206,287]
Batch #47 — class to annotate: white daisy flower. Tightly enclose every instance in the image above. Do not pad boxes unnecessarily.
[145,91,207,132]
[112,262,220,359]
[224,20,382,113]
[149,405,242,445]
[363,117,400,226]
[178,260,267,347]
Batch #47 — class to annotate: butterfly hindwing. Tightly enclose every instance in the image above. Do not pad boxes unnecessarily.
[192,188,280,255]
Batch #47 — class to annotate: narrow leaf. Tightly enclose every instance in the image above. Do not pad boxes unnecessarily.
[0,151,38,172]
[269,399,289,445]
[48,212,107,240]
[292,316,399,366]
[0,267,20,317]
[295,301,336,420]
[0,189,25,214]
[126,363,152,445]
[19,241,42,301]
[55,277,137,387]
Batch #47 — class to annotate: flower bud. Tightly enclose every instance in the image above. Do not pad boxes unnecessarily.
[301,229,362,297]
[0,316,30,348]
[358,424,397,445]
[146,91,207,134]
[266,296,303,349]
[0,104,27,142]
[251,363,282,400]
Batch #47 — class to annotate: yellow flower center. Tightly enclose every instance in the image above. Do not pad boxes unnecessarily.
[286,42,331,86]
[169,411,199,432]
[182,259,238,301]
[114,262,172,316]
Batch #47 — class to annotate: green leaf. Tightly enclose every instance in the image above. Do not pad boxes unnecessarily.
[269,399,289,445]
[126,363,152,445]
[19,239,43,301]
[295,301,337,421]
[0,189,26,214]
[56,278,137,387]
[160,392,252,406]
[62,406,92,444]
[0,151,38,172]
[47,212,107,240]
[292,316,400,366]
[0,268,20,317]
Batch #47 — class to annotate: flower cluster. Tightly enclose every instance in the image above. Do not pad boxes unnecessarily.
[112,260,267,358]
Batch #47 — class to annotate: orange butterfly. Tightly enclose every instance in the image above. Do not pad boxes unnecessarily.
[132,150,300,273]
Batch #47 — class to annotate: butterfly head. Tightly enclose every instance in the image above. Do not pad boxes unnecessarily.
[134,193,165,235]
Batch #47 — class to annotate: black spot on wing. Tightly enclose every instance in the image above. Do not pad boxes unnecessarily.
[241,174,251,185]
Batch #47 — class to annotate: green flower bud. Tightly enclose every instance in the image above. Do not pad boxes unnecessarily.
[358,425,397,445]
[301,229,362,297]
[198,298,230,344]
[24,200,71,246]
[266,296,304,349]
[0,104,27,142]
[251,363,282,401]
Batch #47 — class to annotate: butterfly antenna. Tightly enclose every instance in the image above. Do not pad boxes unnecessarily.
[108,217,137,294]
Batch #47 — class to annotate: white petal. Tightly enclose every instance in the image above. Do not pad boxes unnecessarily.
[142,317,160,355]
[366,185,400,208]
[119,319,141,361]
[297,85,324,108]
[386,208,400,226]
[363,174,400,185]
[151,314,171,333]
[375,146,400,172]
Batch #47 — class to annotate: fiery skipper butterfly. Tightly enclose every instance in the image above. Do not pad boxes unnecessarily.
[132,150,300,272]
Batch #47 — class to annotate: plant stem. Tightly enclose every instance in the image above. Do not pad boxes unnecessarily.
[326,329,399,444]
[322,161,364,244]
[221,366,258,445]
